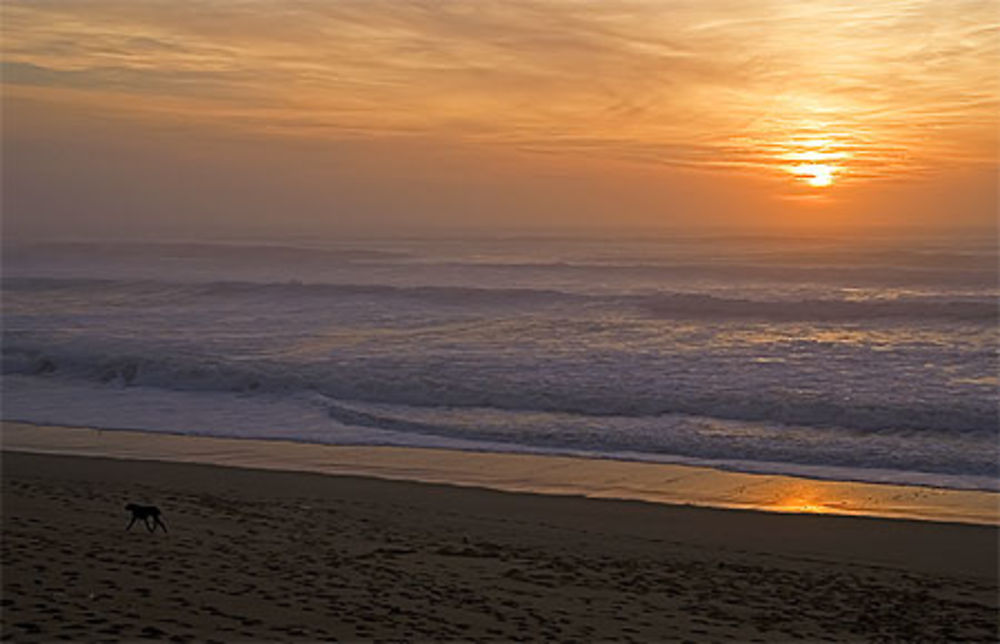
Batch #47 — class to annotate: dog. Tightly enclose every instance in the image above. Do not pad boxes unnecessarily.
[125,503,168,533]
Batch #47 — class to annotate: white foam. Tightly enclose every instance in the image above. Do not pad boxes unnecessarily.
[3,376,997,492]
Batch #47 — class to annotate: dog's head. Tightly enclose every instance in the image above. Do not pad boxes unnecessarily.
[125,503,138,512]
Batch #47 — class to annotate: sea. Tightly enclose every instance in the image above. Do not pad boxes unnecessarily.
[3,232,998,491]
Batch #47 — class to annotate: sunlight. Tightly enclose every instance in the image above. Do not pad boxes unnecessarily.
[777,133,851,188]
[773,488,835,514]
[803,164,836,187]
[780,162,841,187]
[777,497,828,513]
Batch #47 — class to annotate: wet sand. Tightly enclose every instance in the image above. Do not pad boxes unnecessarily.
[2,449,998,642]
[4,421,998,525]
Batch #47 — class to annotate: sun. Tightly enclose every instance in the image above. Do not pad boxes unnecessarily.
[781,161,840,187]
[779,139,849,188]
[799,163,836,187]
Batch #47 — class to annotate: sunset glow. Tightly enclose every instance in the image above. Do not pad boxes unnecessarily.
[2,1,997,235]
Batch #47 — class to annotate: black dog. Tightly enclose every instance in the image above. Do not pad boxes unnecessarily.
[125,503,168,533]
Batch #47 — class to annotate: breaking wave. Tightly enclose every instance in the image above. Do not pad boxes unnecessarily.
[4,343,996,436]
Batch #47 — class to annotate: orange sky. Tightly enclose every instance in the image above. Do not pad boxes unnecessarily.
[2,1,997,238]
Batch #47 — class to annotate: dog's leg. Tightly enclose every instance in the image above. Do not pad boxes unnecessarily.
[153,516,168,533]
[145,517,155,533]
[126,516,137,531]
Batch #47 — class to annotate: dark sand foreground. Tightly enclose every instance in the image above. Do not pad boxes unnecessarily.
[2,451,998,642]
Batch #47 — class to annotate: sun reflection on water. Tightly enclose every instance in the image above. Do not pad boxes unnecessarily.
[775,495,829,514]
[767,480,852,516]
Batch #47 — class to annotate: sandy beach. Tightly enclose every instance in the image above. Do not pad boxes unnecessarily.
[5,0,999,640]
[3,448,998,642]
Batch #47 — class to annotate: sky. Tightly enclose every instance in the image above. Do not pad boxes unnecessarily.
[2,0,998,239]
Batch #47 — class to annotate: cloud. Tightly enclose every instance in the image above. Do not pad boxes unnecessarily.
[2,0,998,188]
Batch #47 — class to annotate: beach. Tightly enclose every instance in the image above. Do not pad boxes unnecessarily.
[5,1,999,641]
[3,447,998,642]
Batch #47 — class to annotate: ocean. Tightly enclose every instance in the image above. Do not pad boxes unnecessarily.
[3,233,997,491]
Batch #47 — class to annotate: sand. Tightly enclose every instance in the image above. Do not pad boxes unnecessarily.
[2,449,998,642]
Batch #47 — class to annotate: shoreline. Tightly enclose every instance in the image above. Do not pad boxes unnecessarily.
[4,420,998,525]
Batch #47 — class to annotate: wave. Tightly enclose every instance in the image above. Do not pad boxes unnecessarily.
[3,241,410,263]
[6,240,997,292]
[3,343,996,436]
[641,293,997,322]
[8,238,996,271]
[321,401,999,480]
[2,276,578,301]
[4,276,996,323]
[425,260,998,287]
[4,382,997,490]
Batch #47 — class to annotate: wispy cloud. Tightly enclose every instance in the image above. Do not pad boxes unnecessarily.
[3,0,997,187]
